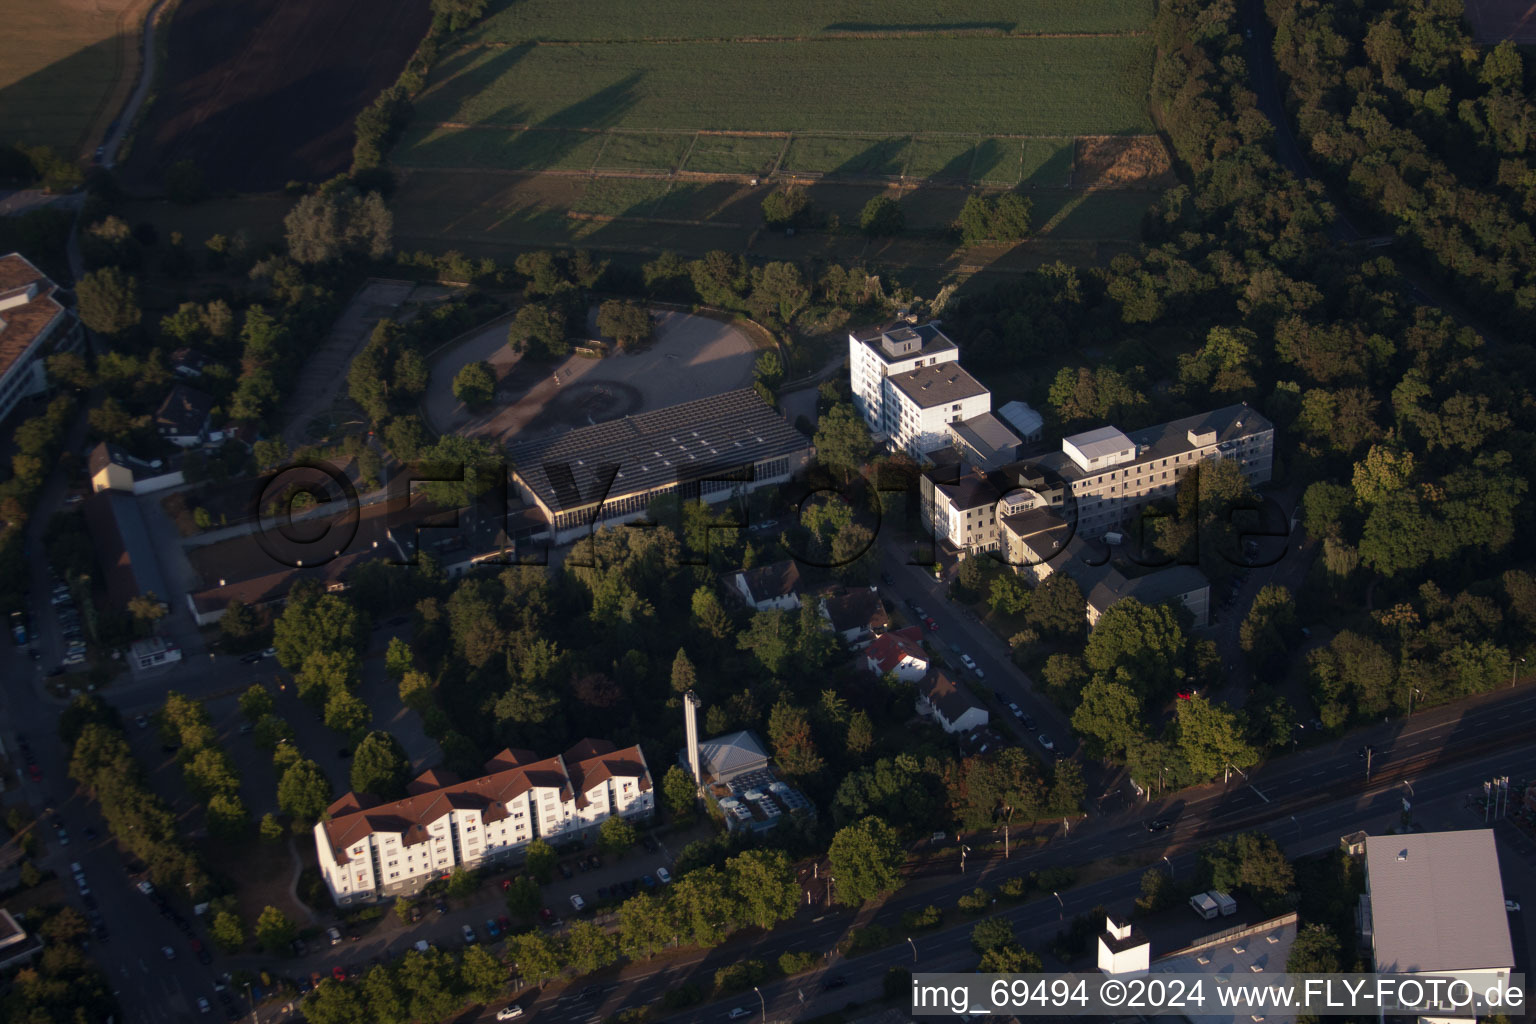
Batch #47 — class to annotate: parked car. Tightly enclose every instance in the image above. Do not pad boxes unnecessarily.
[960,654,977,672]
[569,894,586,912]
[642,874,657,890]
[538,908,557,926]
[261,647,276,658]
[1146,818,1173,833]
[1038,734,1055,753]
[1506,899,1521,913]
[924,617,938,631]
[728,1009,753,1020]
[1020,713,1036,730]
[56,828,69,846]
[496,1006,525,1021]
[162,945,176,960]
[196,997,211,1014]
[326,926,342,946]
[434,899,448,915]
[461,924,476,944]
[1006,701,1023,719]
[559,862,573,880]
[331,965,346,982]
[135,715,149,729]
[240,653,261,664]
[656,867,671,884]
[485,918,500,939]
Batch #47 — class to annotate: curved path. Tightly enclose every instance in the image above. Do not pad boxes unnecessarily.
[102,0,169,169]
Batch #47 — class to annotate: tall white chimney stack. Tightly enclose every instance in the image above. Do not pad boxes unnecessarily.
[684,690,702,786]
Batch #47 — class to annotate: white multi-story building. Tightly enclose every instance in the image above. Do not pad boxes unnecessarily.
[925,404,1276,554]
[849,320,960,429]
[315,739,652,905]
[0,253,83,426]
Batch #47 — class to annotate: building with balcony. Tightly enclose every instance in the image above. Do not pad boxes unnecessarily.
[315,739,653,904]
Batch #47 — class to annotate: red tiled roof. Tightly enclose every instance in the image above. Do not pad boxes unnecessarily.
[321,742,649,860]
[865,630,928,674]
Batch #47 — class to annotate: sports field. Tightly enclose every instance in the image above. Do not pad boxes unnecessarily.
[0,0,151,156]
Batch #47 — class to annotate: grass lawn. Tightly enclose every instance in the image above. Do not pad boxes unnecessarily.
[465,0,1153,42]
[682,134,786,175]
[568,177,674,217]
[780,135,910,176]
[409,36,1154,138]
[1021,137,1076,187]
[592,131,695,170]
[972,138,1025,184]
[0,0,149,156]
[903,136,986,181]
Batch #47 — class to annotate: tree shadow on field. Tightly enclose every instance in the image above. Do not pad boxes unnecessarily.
[485,72,643,172]
[930,143,979,184]
[426,41,536,122]
[833,137,908,177]
[0,36,122,158]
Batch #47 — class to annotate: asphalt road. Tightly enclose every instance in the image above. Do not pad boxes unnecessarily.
[496,731,1536,1024]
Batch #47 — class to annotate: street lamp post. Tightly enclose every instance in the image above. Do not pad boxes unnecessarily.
[244,981,255,1024]
[907,936,918,963]
[1053,891,1064,921]
[1408,687,1421,715]
[1162,855,1172,880]
[1513,657,1526,689]
[960,845,971,874]
[754,985,766,1024]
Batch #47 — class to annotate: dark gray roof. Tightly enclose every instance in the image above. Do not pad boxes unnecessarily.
[82,491,170,608]
[934,470,1001,511]
[820,587,884,633]
[155,383,213,436]
[1087,565,1209,614]
[1025,403,1272,483]
[738,559,801,602]
[850,320,957,363]
[1366,830,1514,973]
[696,730,769,780]
[946,411,1019,457]
[920,671,986,726]
[886,363,989,409]
[507,389,811,514]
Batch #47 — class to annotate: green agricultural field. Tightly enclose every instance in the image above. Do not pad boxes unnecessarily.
[592,132,695,171]
[464,0,1153,42]
[408,36,1153,138]
[780,136,911,177]
[682,135,786,176]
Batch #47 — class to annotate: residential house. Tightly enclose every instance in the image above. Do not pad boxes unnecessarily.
[731,559,802,611]
[864,626,929,682]
[916,671,988,734]
[87,442,184,495]
[154,383,214,447]
[315,739,652,904]
[0,253,84,426]
[818,586,886,647]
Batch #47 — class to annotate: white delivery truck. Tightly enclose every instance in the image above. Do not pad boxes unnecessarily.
[1212,891,1237,916]
[1189,892,1219,920]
